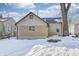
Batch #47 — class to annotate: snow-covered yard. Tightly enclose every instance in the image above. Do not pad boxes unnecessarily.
[26,45,79,56]
[27,35,79,56]
[0,35,79,56]
[0,37,47,56]
[47,35,79,48]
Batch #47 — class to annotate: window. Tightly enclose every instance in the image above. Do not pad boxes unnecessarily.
[29,26,35,31]
[56,29,59,32]
[29,15,33,19]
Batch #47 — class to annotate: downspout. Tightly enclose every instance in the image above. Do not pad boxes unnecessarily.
[11,25,12,37]
[16,26,18,39]
[61,22,62,35]
[47,23,49,37]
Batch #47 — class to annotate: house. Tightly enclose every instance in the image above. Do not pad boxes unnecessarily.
[0,14,16,37]
[15,12,62,39]
[68,23,75,34]
[43,18,62,36]
[74,23,79,35]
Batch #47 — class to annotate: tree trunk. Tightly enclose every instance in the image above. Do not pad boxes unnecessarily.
[60,3,70,36]
[61,11,69,36]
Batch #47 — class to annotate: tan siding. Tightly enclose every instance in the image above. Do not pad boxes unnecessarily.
[18,25,48,39]
[16,13,48,39]
[48,23,61,36]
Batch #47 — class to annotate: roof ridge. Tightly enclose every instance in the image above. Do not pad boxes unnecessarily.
[15,12,48,25]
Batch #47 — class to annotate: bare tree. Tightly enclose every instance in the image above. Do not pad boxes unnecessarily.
[60,3,71,36]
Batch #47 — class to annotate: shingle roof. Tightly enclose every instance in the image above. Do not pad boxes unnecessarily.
[42,17,61,23]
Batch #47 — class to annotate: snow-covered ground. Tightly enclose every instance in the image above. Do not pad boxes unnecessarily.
[26,45,79,56]
[0,37,47,56]
[47,35,79,48]
[0,35,79,56]
[27,35,79,56]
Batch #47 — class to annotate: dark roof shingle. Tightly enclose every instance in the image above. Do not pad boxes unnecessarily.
[42,17,61,23]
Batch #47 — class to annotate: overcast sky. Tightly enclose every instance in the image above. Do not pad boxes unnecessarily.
[0,3,79,23]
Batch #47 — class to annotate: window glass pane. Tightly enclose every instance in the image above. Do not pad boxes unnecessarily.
[29,26,35,31]
[56,29,59,32]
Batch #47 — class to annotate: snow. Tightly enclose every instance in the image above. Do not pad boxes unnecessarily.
[47,35,79,48]
[26,35,79,56]
[0,37,47,56]
[0,35,79,56]
[26,45,79,56]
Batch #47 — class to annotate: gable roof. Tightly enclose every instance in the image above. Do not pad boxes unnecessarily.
[42,17,61,23]
[15,12,48,25]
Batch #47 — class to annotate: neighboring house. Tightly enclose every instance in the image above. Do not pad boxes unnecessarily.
[74,23,79,35]
[68,23,75,34]
[0,14,16,37]
[15,12,62,39]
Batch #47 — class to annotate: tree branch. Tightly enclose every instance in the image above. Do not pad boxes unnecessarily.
[60,3,67,13]
[66,3,71,13]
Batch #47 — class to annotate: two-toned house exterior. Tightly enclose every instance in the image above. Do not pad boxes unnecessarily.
[15,12,62,39]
